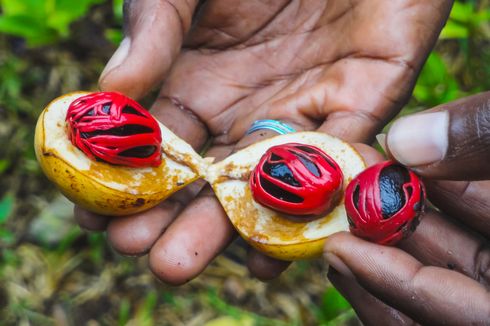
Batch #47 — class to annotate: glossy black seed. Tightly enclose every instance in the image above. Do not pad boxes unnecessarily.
[320,154,337,169]
[263,162,301,187]
[270,153,282,162]
[119,146,156,158]
[102,103,111,114]
[406,186,413,196]
[353,184,360,211]
[259,176,303,203]
[297,154,320,177]
[80,124,153,139]
[294,145,337,169]
[295,146,317,153]
[122,105,145,116]
[379,165,410,219]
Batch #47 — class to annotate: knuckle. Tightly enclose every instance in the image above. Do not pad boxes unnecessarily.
[474,244,490,287]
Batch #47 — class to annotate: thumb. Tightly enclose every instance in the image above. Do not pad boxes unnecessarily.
[99,0,199,99]
[385,91,490,180]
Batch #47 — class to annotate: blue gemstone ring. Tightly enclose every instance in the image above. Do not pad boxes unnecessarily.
[246,119,296,135]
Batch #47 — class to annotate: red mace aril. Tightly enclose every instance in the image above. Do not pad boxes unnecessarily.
[66,92,162,167]
[250,143,343,219]
[344,161,425,245]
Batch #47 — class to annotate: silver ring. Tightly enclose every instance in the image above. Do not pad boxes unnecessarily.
[246,119,296,135]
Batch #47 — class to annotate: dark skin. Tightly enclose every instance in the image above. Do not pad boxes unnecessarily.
[75,0,453,285]
[325,92,490,325]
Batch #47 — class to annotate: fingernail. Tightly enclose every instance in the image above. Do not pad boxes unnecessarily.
[100,37,131,81]
[376,133,387,153]
[324,252,355,279]
[386,111,449,167]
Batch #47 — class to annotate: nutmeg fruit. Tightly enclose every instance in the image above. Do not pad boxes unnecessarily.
[250,143,343,220]
[344,161,425,245]
[65,92,163,167]
[34,92,208,216]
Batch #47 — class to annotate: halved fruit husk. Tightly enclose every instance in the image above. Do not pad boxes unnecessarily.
[34,92,209,216]
[206,132,366,261]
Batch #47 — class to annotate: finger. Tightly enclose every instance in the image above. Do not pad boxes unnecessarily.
[318,110,384,144]
[106,200,182,256]
[151,96,209,150]
[350,143,385,167]
[106,145,225,256]
[324,232,490,325]
[398,208,490,286]
[232,120,306,150]
[148,120,304,284]
[149,186,236,285]
[99,0,199,99]
[329,145,412,325]
[185,0,293,48]
[74,205,110,231]
[425,179,490,238]
[386,91,490,180]
[246,250,290,281]
[147,144,234,284]
[328,268,414,326]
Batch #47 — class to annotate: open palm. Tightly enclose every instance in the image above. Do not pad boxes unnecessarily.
[77,0,453,284]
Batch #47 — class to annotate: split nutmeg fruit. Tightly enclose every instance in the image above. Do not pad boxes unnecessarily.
[35,92,207,216]
[35,91,423,261]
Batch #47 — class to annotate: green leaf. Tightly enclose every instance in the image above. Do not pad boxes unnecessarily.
[0,0,103,46]
[105,28,123,45]
[0,194,14,224]
[0,229,15,245]
[413,53,461,106]
[118,298,131,326]
[0,248,18,266]
[131,291,158,326]
[474,9,490,25]
[440,21,469,39]
[48,11,74,36]
[0,0,46,17]
[449,2,474,23]
[0,160,10,174]
[113,0,124,22]
[0,15,43,38]
[321,287,351,321]
[0,15,57,46]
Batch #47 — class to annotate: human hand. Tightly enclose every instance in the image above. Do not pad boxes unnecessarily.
[76,0,453,284]
[324,91,490,325]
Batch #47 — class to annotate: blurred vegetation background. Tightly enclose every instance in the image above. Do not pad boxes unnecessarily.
[0,0,489,325]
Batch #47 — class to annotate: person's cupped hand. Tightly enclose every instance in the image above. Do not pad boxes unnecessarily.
[75,0,453,285]
[324,92,490,325]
